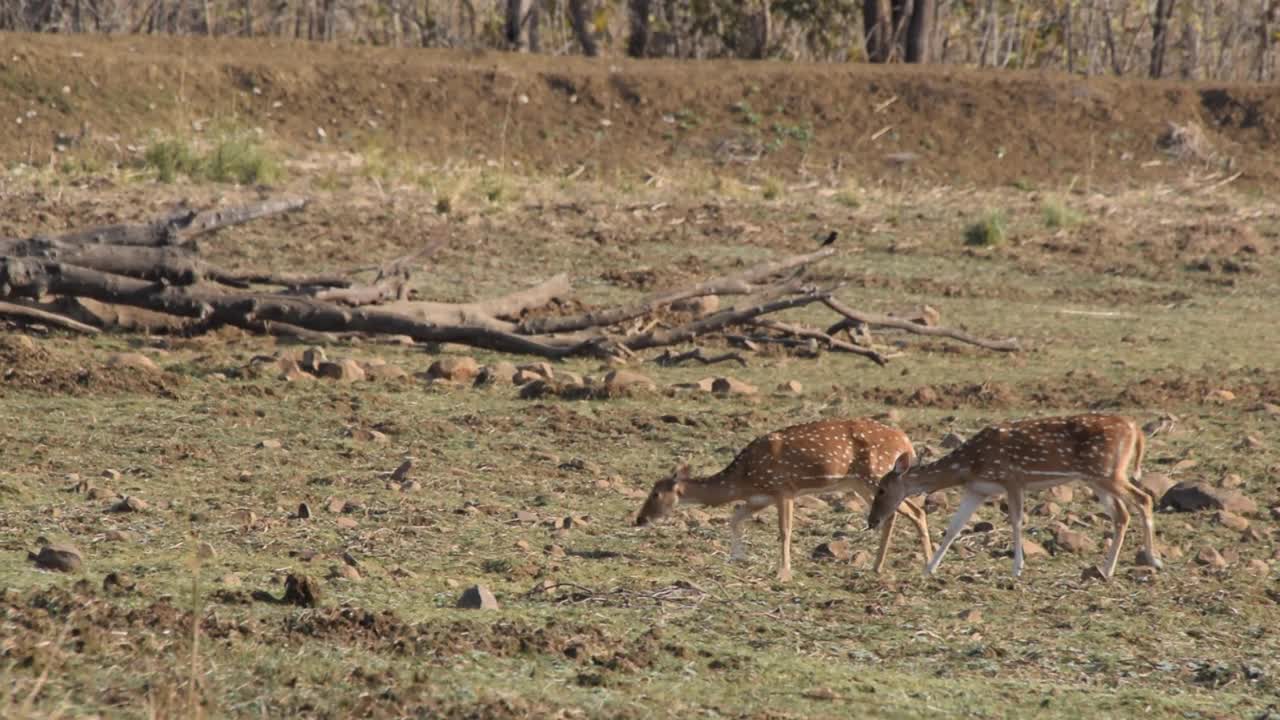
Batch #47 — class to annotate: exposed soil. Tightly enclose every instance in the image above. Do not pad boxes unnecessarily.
[3,34,1280,188]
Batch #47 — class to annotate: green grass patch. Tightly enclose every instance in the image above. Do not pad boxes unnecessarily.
[1042,196,1083,228]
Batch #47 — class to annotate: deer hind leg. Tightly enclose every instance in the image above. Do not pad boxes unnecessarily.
[1096,487,1131,579]
[776,496,795,582]
[728,497,771,562]
[1124,480,1161,569]
[926,487,988,577]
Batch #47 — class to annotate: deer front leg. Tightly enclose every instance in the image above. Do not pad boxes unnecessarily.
[1007,485,1026,577]
[729,498,769,562]
[776,497,795,582]
[926,487,988,577]
[872,510,898,574]
[1096,488,1130,579]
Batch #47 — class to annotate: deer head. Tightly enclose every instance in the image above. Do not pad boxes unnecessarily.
[634,464,690,526]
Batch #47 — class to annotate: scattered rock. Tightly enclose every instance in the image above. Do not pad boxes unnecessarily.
[329,564,362,582]
[222,573,243,588]
[295,502,312,519]
[813,540,852,561]
[775,380,803,395]
[1257,402,1280,416]
[514,539,531,551]
[345,427,388,443]
[711,376,758,396]
[300,347,328,373]
[101,469,122,482]
[1079,566,1108,581]
[1272,505,1280,521]
[31,544,82,572]
[103,571,136,595]
[456,584,499,610]
[512,369,545,385]
[257,439,284,450]
[281,574,322,607]
[335,517,359,529]
[428,356,480,383]
[327,498,348,513]
[1031,502,1061,517]
[1137,473,1176,499]
[1220,473,1245,489]
[1160,482,1257,514]
[1246,559,1270,576]
[1195,546,1227,568]
[231,509,258,526]
[1207,389,1236,402]
[672,377,718,392]
[671,295,720,317]
[603,370,657,393]
[317,359,366,382]
[971,521,995,533]
[108,495,148,513]
[1049,485,1074,504]
[1051,523,1096,554]
[940,432,966,449]
[957,608,982,623]
[686,508,713,526]
[103,530,134,542]
[363,363,409,381]
[106,352,160,374]
[1240,526,1267,543]
[1022,539,1049,558]
[1215,510,1249,531]
[474,362,518,386]
[909,386,940,405]
[518,362,555,380]
[850,550,873,568]
[513,510,538,524]
[924,492,947,513]
[86,486,117,501]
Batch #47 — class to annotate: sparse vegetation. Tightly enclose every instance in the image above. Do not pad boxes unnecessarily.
[1042,197,1083,228]
[964,210,1008,246]
[141,131,280,185]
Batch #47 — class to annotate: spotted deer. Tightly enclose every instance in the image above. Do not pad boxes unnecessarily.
[868,414,1158,579]
[635,418,932,582]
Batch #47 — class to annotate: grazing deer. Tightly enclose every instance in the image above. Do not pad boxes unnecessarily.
[868,414,1158,579]
[635,418,932,582]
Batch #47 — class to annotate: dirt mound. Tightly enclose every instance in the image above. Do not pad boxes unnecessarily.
[4,34,1280,187]
[0,342,183,398]
[873,381,1021,409]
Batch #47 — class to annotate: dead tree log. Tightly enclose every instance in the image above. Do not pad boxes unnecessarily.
[0,300,101,334]
[0,257,591,358]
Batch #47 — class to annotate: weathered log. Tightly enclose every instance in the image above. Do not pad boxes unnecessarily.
[620,288,833,352]
[380,273,572,330]
[0,257,589,358]
[0,300,101,334]
[750,317,888,365]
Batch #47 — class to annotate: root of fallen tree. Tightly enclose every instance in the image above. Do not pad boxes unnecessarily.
[0,198,1022,363]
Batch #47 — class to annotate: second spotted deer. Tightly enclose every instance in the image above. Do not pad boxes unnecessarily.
[635,418,932,581]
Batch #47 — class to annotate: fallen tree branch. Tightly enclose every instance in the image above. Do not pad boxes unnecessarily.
[0,300,100,334]
[620,288,833,352]
[518,247,836,335]
[750,318,888,365]
[0,197,307,253]
[653,348,749,367]
[822,297,1022,352]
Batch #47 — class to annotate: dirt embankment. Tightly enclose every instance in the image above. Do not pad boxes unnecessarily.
[1,32,1278,187]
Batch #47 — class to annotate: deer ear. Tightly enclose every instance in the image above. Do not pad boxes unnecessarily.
[673,463,691,482]
[892,452,913,475]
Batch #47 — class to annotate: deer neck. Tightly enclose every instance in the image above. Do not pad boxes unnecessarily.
[679,469,751,507]
[904,460,971,496]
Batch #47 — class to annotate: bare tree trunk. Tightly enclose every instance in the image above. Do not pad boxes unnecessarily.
[864,0,894,61]
[1150,0,1176,77]
[568,0,598,56]
[906,0,933,61]
[754,0,771,59]
[1257,0,1277,80]
[242,0,252,35]
[627,0,651,57]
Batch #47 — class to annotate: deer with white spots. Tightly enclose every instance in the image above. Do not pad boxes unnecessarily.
[867,414,1158,579]
[634,418,932,582]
